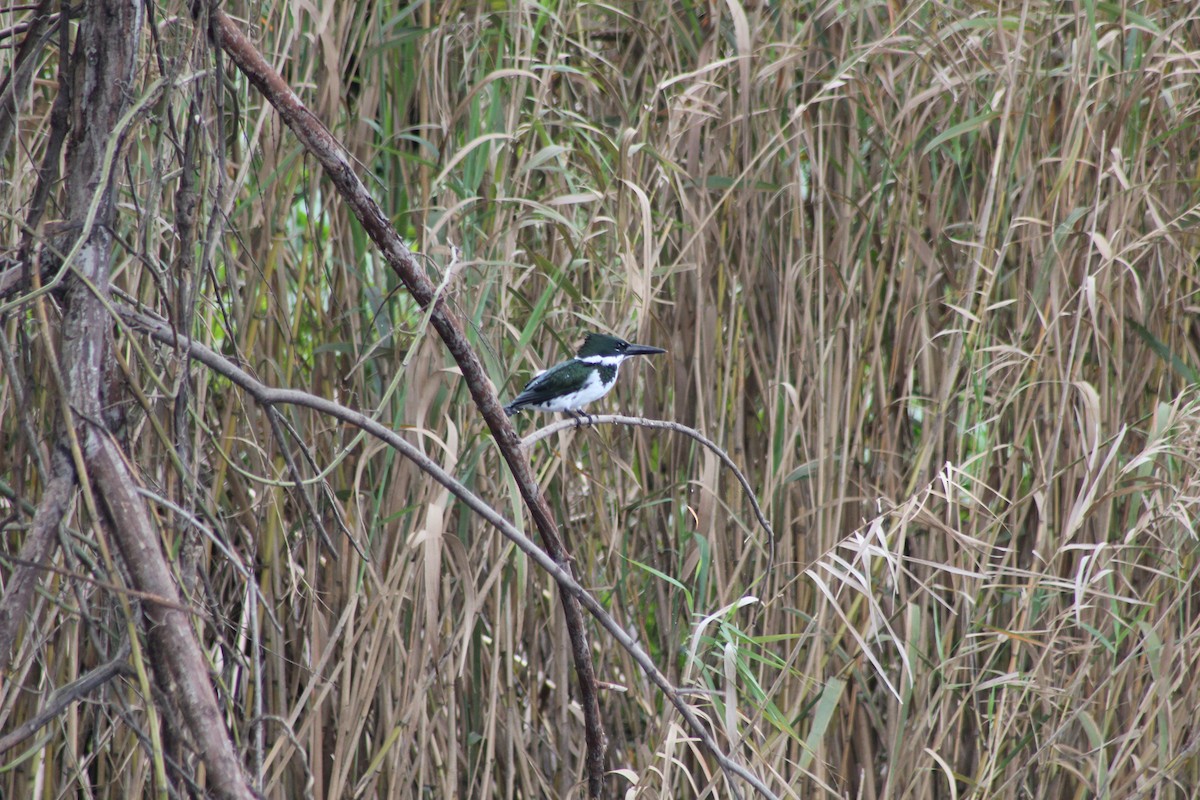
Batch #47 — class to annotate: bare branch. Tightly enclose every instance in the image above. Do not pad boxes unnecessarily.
[87,435,256,800]
[120,304,780,800]
[521,414,777,573]
[0,643,133,755]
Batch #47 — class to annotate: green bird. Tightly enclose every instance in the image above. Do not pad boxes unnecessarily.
[504,333,666,417]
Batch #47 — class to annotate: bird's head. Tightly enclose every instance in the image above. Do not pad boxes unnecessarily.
[576,332,667,363]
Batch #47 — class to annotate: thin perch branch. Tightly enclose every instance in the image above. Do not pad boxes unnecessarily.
[522,414,777,579]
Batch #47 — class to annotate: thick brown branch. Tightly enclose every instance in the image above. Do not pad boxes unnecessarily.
[209,10,611,793]
[87,436,255,800]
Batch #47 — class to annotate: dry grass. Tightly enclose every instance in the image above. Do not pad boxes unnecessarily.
[3,0,1200,797]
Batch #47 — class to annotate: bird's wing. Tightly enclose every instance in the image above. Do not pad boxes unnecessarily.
[509,360,573,407]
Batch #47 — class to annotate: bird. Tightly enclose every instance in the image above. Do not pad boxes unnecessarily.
[504,332,666,418]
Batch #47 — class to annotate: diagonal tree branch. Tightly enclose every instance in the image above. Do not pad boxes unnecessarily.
[0,642,133,755]
[87,433,256,800]
[207,9,613,794]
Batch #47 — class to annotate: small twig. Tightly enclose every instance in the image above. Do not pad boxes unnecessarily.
[131,484,283,634]
[0,307,49,481]
[245,714,316,798]
[0,467,72,663]
[269,408,363,558]
[0,551,198,614]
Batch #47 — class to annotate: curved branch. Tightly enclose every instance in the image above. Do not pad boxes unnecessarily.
[523,415,776,576]
[120,306,779,800]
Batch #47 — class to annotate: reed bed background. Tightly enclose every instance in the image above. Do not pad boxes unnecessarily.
[3,0,1200,797]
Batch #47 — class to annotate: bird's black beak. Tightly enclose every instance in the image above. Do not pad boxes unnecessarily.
[625,343,667,357]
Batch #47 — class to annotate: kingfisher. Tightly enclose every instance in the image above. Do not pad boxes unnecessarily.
[504,332,666,417]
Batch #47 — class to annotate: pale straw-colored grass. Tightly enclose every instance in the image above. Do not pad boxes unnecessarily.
[2,1,1200,798]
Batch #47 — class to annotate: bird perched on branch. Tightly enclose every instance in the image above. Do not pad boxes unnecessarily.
[504,332,666,418]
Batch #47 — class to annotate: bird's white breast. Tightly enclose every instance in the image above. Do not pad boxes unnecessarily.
[529,368,614,411]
